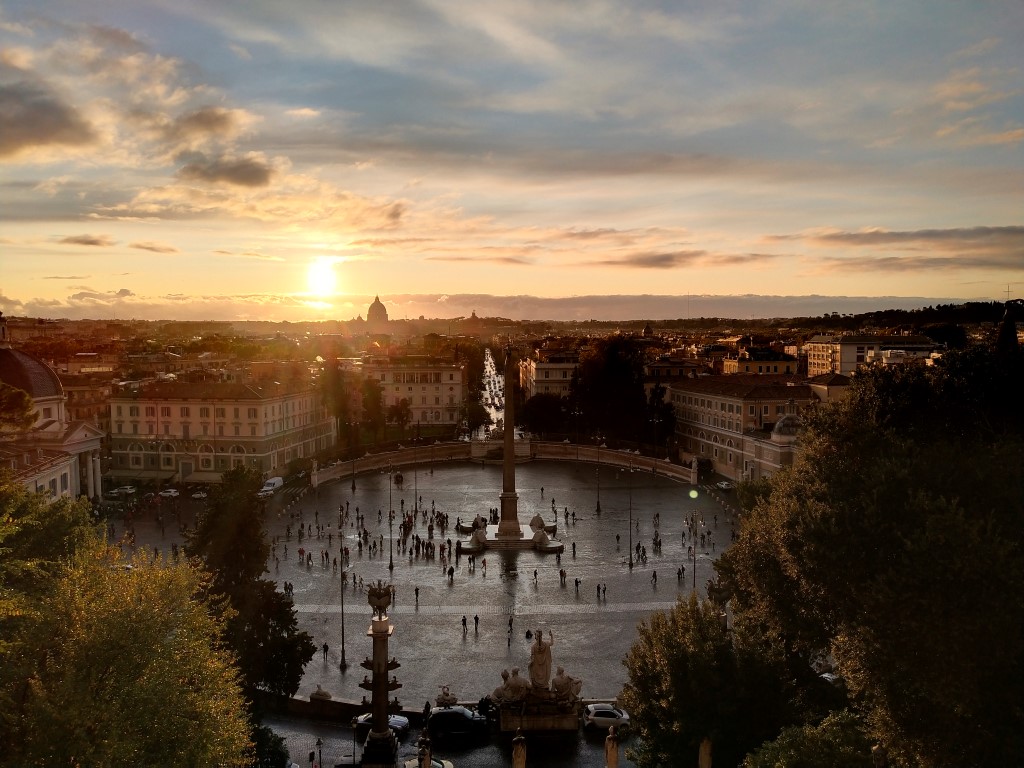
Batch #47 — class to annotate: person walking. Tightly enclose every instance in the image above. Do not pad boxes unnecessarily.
[322,642,329,661]
[462,615,468,634]
[474,614,479,632]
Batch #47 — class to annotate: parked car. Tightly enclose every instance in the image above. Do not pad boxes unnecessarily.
[583,703,630,731]
[354,712,410,741]
[403,759,453,768]
[191,489,208,499]
[426,705,488,740]
[158,488,179,498]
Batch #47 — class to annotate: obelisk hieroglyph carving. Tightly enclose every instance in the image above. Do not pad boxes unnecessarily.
[496,344,522,537]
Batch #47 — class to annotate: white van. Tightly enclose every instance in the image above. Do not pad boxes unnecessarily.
[257,476,284,498]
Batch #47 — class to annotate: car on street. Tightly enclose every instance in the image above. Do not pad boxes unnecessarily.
[582,703,630,731]
[715,481,735,491]
[158,488,179,498]
[402,759,453,768]
[426,705,488,741]
[191,489,208,499]
[354,712,410,741]
[113,486,137,496]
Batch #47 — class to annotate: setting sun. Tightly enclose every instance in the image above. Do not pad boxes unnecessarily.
[307,258,337,296]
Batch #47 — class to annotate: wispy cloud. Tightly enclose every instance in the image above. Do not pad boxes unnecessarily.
[129,240,179,253]
[42,274,89,279]
[58,234,115,246]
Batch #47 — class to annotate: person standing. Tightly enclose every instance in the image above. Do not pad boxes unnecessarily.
[462,615,468,634]
[322,642,329,661]
[474,614,479,632]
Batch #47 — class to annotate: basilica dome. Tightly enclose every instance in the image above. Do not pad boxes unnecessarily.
[0,348,63,400]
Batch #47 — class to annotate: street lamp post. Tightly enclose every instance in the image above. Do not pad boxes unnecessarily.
[350,421,358,492]
[388,463,394,572]
[316,736,322,768]
[627,461,634,570]
[595,435,603,514]
[339,568,348,670]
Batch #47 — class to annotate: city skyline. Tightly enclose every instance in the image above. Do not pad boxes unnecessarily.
[1,1,1022,322]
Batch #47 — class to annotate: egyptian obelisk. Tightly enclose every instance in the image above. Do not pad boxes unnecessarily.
[496,344,522,538]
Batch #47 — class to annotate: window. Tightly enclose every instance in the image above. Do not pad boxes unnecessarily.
[163,424,170,435]
[250,425,257,436]
[161,406,171,417]
[61,473,69,491]
[199,407,210,418]
[116,405,123,417]
[201,424,209,436]
[145,406,156,417]
[233,408,240,418]
[763,405,769,415]
[749,405,755,415]
[129,405,139,417]
[180,406,190,417]
[216,407,226,418]
[132,423,138,434]
[234,425,240,436]
[247,408,258,419]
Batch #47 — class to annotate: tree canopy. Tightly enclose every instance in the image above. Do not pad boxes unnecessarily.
[717,347,1024,767]
[186,466,315,699]
[0,477,252,767]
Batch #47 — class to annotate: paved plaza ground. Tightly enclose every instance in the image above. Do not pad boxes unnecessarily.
[130,457,737,766]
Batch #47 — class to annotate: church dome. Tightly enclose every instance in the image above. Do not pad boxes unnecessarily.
[367,296,389,326]
[0,348,63,399]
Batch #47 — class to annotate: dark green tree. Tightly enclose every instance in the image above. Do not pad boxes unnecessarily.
[520,393,567,438]
[718,347,1024,767]
[621,593,793,768]
[573,335,648,443]
[387,397,412,435]
[361,376,385,443]
[742,711,873,768]
[0,383,34,431]
[186,466,315,699]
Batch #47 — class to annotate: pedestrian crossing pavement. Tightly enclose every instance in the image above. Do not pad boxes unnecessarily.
[294,600,681,616]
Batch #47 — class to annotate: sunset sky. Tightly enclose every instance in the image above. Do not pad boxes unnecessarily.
[1,1,1022,321]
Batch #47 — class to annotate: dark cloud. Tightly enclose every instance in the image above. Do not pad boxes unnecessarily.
[805,225,1024,248]
[42,275,90,280]
[427,254,532,265]
[59,234,116,247]
[585,250,705,268]
[68,287,135,302]
[129,241,179,254]
[710,252,781,266]
[166,107,240,143]
[0,81,95,157]
[177,153,273,186]
[772,225,1024,270]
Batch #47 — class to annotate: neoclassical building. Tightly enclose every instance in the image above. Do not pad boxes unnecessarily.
[0,314,104,500]
[107,380,335,485]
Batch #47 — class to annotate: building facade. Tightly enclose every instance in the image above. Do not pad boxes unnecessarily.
[805,334,938,377]
[0,314,104,500]
[669,375,817,481]
[360,354,467,428]
[108,381,335,484]
[520,349,579,398]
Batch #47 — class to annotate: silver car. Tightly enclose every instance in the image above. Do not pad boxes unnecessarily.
[583,703,629,731]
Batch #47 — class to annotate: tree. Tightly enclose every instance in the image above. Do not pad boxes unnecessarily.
[186,466,315,699]
[520,393,566,438]
[621,594,793,768]
[718,348,1024,766]
[0,546,253,767]
[387,397,412,434]
[573,335,648,443]
[0,383,34,431]
[743,711,873,768]
[361,376,385,443]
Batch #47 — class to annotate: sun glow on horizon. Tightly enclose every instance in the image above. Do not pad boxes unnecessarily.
[307,258,338,296]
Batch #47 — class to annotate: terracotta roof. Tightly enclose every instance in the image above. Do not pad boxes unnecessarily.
[670,375,814,399]
[112,381,312,401]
